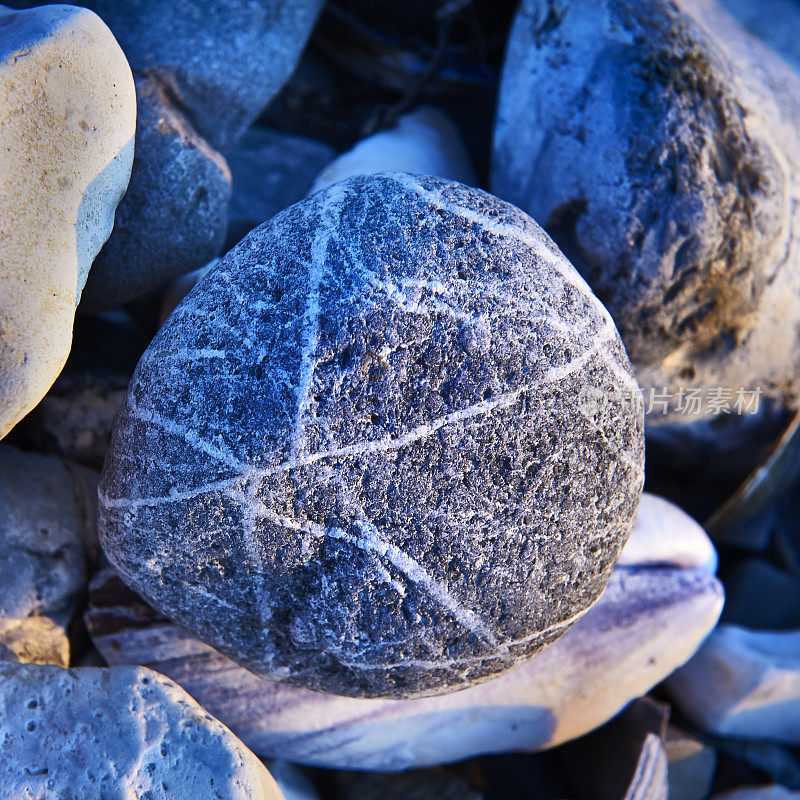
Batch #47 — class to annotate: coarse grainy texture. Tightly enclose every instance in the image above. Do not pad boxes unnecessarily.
[0,3,135,437]
[86,499,724,769]
[0,662,285,800]
[492,0,800,421]
[99,173,644,698]
[79,75,232,312]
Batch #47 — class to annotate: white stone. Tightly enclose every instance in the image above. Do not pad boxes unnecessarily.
[0,444,98,665]
[0,661,285,799]
[618,494,718,574]
[310,107,475,193]
[88,494,723,770]
[0,4,135,437]
[668,625,800,744]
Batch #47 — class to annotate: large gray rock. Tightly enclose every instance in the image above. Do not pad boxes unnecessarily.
[86,494,722,769]
[0,444,98,666]
[75,0,322,150]
[98,173,644,699]
[0,661,285,799]
[492,0,800,422]
[0,3,135,437]
[79,75,232,312]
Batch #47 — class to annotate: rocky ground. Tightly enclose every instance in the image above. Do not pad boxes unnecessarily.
[2,1,800,798]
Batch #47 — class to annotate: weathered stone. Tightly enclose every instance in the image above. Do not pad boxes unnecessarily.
[0,444,98,666]
[492,0,800,422]
[227,127,335,247]
[0,3,135,437]
[98,173,644,698]
[668,625,800,744]
[79,75,232,312]
[0,661,285,799]
[87,494,723,770]
[310,106,475,193]
[617,492,717,573]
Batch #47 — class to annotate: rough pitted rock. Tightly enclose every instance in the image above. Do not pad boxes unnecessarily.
[492,0,800,421]
[0,3,135,437]
[0,444,98,666]
[79,75,232,312]
[0,662,285,800]
[99,173,644,699]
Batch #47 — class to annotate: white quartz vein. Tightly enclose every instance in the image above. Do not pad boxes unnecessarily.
[102,331,619,511]
[256,509,501,649]
[290,184,347,457]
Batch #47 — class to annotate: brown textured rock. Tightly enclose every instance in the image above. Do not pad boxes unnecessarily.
[492,0,800,421]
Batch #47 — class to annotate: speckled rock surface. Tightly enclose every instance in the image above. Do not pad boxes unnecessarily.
[0,662,285,800]
[86,493,723,769]
[79,75,232,312]
[99,172,644,698]
[0,3,135,437]
[0,444,98,665]
[492,0,800,421]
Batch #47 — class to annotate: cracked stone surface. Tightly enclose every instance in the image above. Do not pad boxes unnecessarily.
[0,3,135,437]
[99,173,644,699]
[0,444,98,666]
[492,0,800,423]
[79,75,232,313]
[0,662,285,800]
[87,494,723,769]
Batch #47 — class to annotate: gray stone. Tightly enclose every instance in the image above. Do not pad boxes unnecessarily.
[227,127,335,247]
[0,444,98,666]
[0,661,285,799]
[86,493,724,770]
[79,75,232,312]
[309,106,476,194]
[81,0,322,150]
[0,3,135,437]
[492,0,800,422]
[98,172,644,698]
[667,625,800,744]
